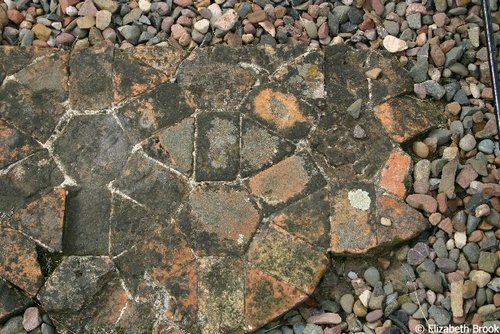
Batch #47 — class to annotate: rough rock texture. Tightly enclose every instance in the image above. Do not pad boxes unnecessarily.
[0,44,442,333]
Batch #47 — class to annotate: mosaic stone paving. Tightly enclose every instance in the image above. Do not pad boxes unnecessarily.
[0,43,446,333]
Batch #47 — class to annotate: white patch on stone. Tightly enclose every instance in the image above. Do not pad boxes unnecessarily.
[237,234,245,245]
[348,189,371,211]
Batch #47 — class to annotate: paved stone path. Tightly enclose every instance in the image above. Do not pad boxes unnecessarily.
[0,43,445,333]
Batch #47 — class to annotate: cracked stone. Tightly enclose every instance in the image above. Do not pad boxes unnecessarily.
[330,184,377,254]
[243,83,316,141]
[176,184,260,256]
[0,119,42,169]
[113,50,169,103]
[0,277,33,322]
[198,256,245,333]
[195,112,240,181]
[53,114,131,185]
[69,45,113,110]
[240,117,295,178]
[37,256,128,333]
[115,83,194,143]
[0,52,68,142]
[142,117,194,176]
[124,43,186,78]
[0,226,44,296]
[0,150,64,213]
[113,152,190,219]
[247,225,329,294]
[249,153,326,211]
[271,189,331,249]
[11,187,66,252]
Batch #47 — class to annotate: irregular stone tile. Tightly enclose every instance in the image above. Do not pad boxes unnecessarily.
[109,194,155,256]
[0,119,42,169]
[0,46,56,79]
[242,83,317,141]
[376,195,430,248]
[125,42,187,78]
[247,225,329,294]
[0,150,64,213]
[0,277,33,322]
[0,226,44,296]
[53,114,131,185]
[113,221,194,295]
[115,83,194,143]
[272,50,325,106]
[324,45,369,113]
[379,149,412,199]
[330,184,378,254]
[374,95,437,144]
[198,256,245,334]
[240,117,295,178]
[113,152,190,219]
[270,189,330,249]
[195,112,239,181]
[365,50,413,105]
[113,50,169,103]
[63,185,111,255]
[142,117,194,176]
[0,52,68,142]
[245,268,306,332]
[11,188,66,252]
[177,46,258,111]
[177,184,261,256]
[37,256,128,333]
[116,263,198,331]
[69,45,114,110]
[248,153,326,211]
[310,106,393,183]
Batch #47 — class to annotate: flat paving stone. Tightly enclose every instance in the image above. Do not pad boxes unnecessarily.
[0,277,33,322]
[0,44,445,333]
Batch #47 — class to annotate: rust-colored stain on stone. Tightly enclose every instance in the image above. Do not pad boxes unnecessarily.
[379,150,412,199]
[11,187,66,252]
[0,227,44,297]
[0,119,40,169]
[253,88,306,129]
[245,268,306,331]
[249,155,310,205]
[330,188,378,254]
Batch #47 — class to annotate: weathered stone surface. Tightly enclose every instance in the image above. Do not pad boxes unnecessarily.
[113,152,190,219]
[0,277,33,322]
[243,83,317,141]
[379,149,412,198]
[0,150,64,213]
[247,225,329,294]
[53,114,131,185]
[113,50,169,102]
[37,256,128,333]
[249,153,326,211]
[0,119,42,169]
[177,184,260,256]
[0,226,44,296]
[142,117,194,176]
[245,268,306,332]
[376,195,430,248]
[0,47,55,81]
[124,43,186,78]
[63,185,111,255]
[11,188,66,252]
[330,184,378,254]
[0,52,68,142]
[271,189,331,249]
[240,117,295,178]
[116,83,194,143]
[195,112,240,181]
[69,46,113,110]
[374,95,437,144]
[198,257,245,334]
[177,46,257,110]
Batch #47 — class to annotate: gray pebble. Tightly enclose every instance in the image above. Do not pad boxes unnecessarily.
[428,305,451,325]
[459,134,476,151]
[364,266,381,287]
[41,324,55,334]
[478,139,495,154]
